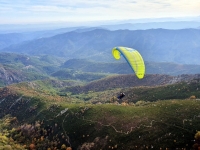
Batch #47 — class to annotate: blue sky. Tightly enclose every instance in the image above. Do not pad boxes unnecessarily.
[0,0,200,24]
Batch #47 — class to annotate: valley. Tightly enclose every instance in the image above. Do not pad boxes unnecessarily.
[0,70,200,149]
[0,25,200,149]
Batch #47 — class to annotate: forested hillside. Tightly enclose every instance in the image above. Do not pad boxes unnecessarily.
[0,19,200,150]
[1,28,200,64]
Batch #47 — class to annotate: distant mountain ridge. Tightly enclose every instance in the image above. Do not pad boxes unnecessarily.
[1,16,200,33]
[1,28,200,65]
[101,21,200,30]
[62,59,200,75]
[0,27,87,49]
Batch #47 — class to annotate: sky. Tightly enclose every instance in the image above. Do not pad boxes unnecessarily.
[0,0,200,25]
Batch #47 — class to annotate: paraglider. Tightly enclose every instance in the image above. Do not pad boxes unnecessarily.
[112,46,145,79]
[118,92,125,100]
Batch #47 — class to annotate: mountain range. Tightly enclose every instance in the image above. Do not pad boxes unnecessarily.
[101,21,200,30]
[1,16,200,33]
[0,52,199,87]
[1,17,200,149]
[1,28,200,65]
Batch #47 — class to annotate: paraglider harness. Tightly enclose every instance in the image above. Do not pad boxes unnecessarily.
[117,92,125,100]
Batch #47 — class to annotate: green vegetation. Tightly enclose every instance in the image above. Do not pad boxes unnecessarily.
[51,68,109,82]
[1,94,200,149]
[0,52,200,149]
[62,80,200,104]
[2,26,200,150]
[126,81,200,103]
[0,76,200,149]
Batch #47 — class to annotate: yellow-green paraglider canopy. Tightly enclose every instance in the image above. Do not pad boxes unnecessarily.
[112,46,145,79]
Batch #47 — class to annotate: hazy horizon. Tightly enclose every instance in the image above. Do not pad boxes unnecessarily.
[0,15,200,33]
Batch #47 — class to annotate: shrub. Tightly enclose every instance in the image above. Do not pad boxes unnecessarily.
[189,95,196,99]
[135,100,146,106]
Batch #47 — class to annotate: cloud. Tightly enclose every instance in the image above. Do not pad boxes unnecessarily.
[0,0,200,24]
[29,5,68,12]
